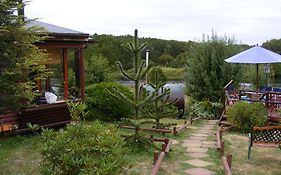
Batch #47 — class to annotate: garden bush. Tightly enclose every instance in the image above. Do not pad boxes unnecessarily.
[86,82,133,121]
[226,101,267,132]
[40,121,128,175]
[185,98,223,119]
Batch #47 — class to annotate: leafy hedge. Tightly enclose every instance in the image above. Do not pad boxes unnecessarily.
[226,101,267,132]
[40,122,128,175]
[86,82,133,121]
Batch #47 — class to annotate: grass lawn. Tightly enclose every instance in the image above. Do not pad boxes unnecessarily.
[0,119,218,175]
[3,120,279,175]
[223,129,281,175]
[109,67,184,82]
[0,135,42,175]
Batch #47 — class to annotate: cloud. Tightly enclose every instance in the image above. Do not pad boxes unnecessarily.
[25,0,281,44]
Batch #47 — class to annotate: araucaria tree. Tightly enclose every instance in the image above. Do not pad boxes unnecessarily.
[143,67,182,129]
[185,33,243,102]
[0,0,49,113]
[115,29,152,136]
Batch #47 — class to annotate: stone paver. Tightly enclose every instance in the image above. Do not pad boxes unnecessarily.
[201,144,216,148]
[197,130,212,136]
[198,129,214,133]
[184,168,215,175]
[202,141,216,145]
[180,120,218,175]
[200,126,214,130]
[188,152,209,159]
[183,140,202,144]
[184,159,214,167]
[191,133,209,137]
[186,147,208,153]
[188,136,207,141]
[183,142,202,147]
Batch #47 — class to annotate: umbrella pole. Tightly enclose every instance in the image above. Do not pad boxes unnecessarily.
[256,64,259,91]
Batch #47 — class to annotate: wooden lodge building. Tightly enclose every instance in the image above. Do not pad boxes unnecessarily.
[0,20,92,134]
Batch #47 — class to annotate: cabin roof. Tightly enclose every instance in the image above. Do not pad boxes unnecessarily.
[26,19,89,37]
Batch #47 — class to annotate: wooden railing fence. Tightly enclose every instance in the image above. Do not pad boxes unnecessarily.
[216,128,233,175]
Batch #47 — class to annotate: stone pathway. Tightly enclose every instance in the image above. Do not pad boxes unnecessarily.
[182,120,218,175]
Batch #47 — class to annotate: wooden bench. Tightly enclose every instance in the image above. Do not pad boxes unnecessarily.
[0,102,71,135]
[248,125,281,160]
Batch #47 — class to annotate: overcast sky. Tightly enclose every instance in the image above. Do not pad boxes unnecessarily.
[25,0,281,45]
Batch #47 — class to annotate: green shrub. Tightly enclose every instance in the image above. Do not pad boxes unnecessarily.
[226,101,267,132]
[185,98,222,119]
[40,121,128,175]
[161,67,184,81]
[86,82,133,121]
[86,54,111,84]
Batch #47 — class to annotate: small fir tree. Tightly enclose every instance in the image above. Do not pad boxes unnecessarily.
[114,30,163,149]
[143,67,182,129]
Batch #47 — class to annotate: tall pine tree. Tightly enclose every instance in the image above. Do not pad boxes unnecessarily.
[185,33,243,102]
[0,0,49,113]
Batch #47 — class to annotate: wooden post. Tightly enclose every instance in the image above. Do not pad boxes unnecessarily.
[164,138,169,145]
[173,127,177,135]
[150,135,154,144]
[256,63,259,91]
[36,79,42,92]
[153,151,159,165]
[79,47,85,100]
[63,48,69,100]
[161,143,166,152]
[74,49,80,88]
[219,129,223,140]
[45,64,50,92]
[221,142,225,157]
[227,154,232,170]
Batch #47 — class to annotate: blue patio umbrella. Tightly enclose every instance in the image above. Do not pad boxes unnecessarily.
[225,46,281,90]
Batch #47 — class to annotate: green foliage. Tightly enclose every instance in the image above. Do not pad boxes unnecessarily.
[185,33,244,102]
[161,67,184,81]
[66,101,88,122]
[187,99,222,119]
[262,39,281,77]
[169,52,188,68]
[40,121,128,175]
[0,1,50,112]
[86,82,133,121]
[155,54,174,66]
[115,30,169,150]
[124,132,155,152]
[85,54,111,84]
[116,29,150,119]
[148,67,167,84]
[84,34,194,71]
[143,67,181,128]
[226,101,267,132]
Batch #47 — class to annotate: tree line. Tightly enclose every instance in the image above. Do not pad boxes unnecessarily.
[84,33,195,69]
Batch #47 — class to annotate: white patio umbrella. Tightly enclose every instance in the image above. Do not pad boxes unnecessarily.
[225,46,281,90]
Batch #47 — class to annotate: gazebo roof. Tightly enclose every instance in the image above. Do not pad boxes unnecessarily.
[26,19,90,38]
